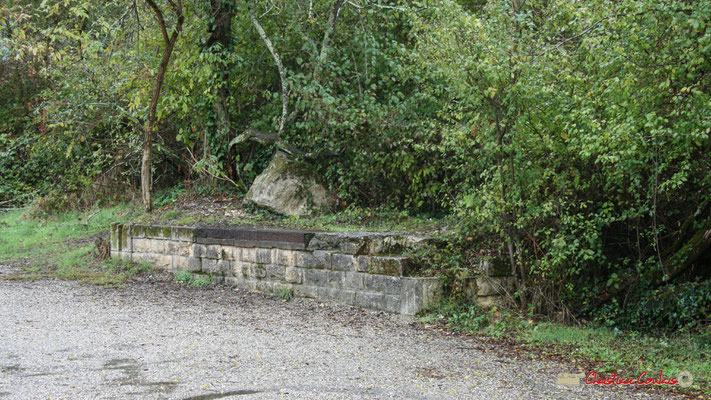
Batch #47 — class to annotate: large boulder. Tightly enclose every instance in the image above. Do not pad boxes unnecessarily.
[245,151,334,216]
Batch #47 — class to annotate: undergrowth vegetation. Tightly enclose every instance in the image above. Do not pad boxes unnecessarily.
[423,302,711,393]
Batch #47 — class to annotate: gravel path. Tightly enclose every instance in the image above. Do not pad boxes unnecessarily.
[0,267,680,399]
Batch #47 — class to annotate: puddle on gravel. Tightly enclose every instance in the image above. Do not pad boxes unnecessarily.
[181,390,266,400]
[103,358,178,395]
[0,364,23,374]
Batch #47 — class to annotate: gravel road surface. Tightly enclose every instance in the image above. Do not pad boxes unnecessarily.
[0,266,681,399]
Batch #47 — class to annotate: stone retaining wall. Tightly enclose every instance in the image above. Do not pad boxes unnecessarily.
[110,223,513,314]
[111,224,445,315]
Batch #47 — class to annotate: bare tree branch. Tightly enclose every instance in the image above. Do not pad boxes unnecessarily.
[249,5,288,138]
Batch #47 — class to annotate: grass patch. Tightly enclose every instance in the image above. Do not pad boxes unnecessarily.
[174,270,213,288]
[276,286,294,301]
[422,301,711,395]
[0,204,146,285]
[136,198,451,234]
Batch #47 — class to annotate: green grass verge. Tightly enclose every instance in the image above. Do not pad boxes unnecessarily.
[0,204,147,285]
[173,270,212,288]
[422,302,711,395]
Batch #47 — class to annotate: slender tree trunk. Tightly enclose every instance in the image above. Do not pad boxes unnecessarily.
[249,6,288,137]
[314,0,345,80]
[207,0,235,179]
[142,0,184,211]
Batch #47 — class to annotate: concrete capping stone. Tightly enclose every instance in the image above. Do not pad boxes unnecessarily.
[195,237,308,250]
[195,226,313,249]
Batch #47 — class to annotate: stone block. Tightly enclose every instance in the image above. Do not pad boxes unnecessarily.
[476,276,515,296]
[187,257,202,272]
[317,287,356,306]
[202,259,218,274]
[272,282,293,293]
[400,277,443,315]
[219,246,237,260]
[308,232,370,254]
[110,250,119,259]
[326,271,344,288]
[285,267,303,284]
[205,245,220,260]
[150,239,167,254]
[171,226,195,242]
[225,276,244,287]
[132,238,151,253]
[302,268,328,286]
[130,224,146,238]
[133,253,172,270]
[356,256,370,272]
[119,251,131,262]
[120,227,131,253]
[479,257,512,277]
[354,291,400,313]
[331,254,356,271]
[166,241,191,257]
[476,295,507,309]
[364,274,402,295]
[294,250,331,269]
[273,248,295,266]
[293,285,318,298]
[370,256,408,276]
[343,272,365,290]
[242,279,258,291]
[192,244,206,258]
[241,248,257,263]
[172,255,189,271]
[266,264,286,280]
[232,262,246,277]
[256,248,272,264]
[110,223,120,251]
[368,235,404,256]
[251,264,267,279]
[256,280,274,293]
[230,247,242,261]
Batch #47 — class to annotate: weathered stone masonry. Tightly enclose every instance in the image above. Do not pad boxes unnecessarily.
[110,224,446,315]
[110,223,514,314]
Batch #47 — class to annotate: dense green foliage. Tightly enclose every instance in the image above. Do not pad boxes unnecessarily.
[1,0,709,330]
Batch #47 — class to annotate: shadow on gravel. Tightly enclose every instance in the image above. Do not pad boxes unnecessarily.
[182,390,266,400]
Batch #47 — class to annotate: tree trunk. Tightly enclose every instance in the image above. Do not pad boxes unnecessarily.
[207,0,234,167]
[142,0,184,212]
